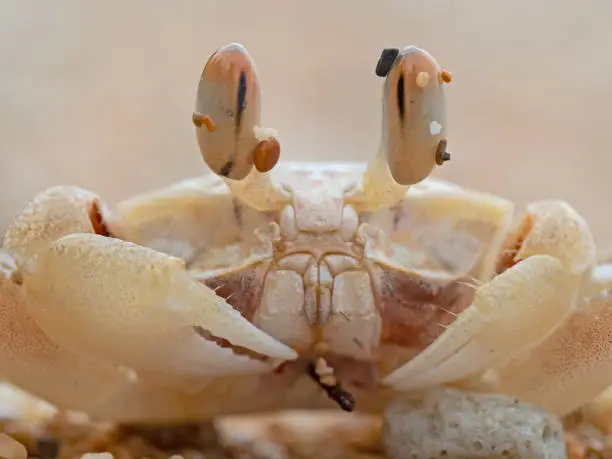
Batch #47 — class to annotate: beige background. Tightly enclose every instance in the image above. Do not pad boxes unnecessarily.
[1,1,611,250]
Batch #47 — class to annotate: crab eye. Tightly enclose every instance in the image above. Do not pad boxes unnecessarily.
[193,43,262,181]
[382,46,450,186]
[375,48,400,77]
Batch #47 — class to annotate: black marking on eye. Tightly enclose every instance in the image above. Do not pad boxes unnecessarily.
[219,160,235,177]
[375,48,400,77]
[397,74,405,122]
[236,70,247,128]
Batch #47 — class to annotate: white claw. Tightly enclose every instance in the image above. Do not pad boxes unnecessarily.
[383,255,576,390]
[19,233,297,381]
[383,199,597,392]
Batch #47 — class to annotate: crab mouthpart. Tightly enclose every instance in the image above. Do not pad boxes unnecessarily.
[307,357,356,412]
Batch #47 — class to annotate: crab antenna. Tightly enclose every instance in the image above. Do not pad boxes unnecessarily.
[347,46,452,211]
[193,43,289,211]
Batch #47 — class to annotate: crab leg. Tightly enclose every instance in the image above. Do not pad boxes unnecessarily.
[383,200,596,390]
[193,43,290,212]
[0,189,133,413]
[471,284,612,417]
[347,46,452,212]
[465,252,612,416]
[0,253,131,414]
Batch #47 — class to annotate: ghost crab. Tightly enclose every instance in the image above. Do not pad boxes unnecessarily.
[1,42,612,427]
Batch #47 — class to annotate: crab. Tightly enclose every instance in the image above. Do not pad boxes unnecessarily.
[1,42,612,429]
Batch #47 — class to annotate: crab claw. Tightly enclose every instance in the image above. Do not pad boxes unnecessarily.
[2,186,296,390]
[18,233,297,384]
[194,43,288,212]
[348,46,450,211]
[383,200,596,391]
[3,186,111,264]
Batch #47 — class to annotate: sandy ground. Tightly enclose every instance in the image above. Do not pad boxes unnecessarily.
[0,1,611,250]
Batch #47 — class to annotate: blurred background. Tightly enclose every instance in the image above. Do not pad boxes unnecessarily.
[1,1,611,249]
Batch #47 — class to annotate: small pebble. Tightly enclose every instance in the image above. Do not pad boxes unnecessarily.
[383,388,566,459]
[0,434,27,459]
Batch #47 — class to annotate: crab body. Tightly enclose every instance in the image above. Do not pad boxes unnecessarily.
[113,163,502,395]
[2,43,612,426]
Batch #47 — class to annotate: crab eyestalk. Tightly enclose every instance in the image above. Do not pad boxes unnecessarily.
[351,46,452,210]
[193,43,289,211]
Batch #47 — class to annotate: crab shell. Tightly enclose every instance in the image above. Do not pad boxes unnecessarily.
[0,43,611,425]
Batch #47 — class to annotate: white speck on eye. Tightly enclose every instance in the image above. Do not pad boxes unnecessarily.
[254,126,278,141]
[416,71,430,88]
[429,121,442,135]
